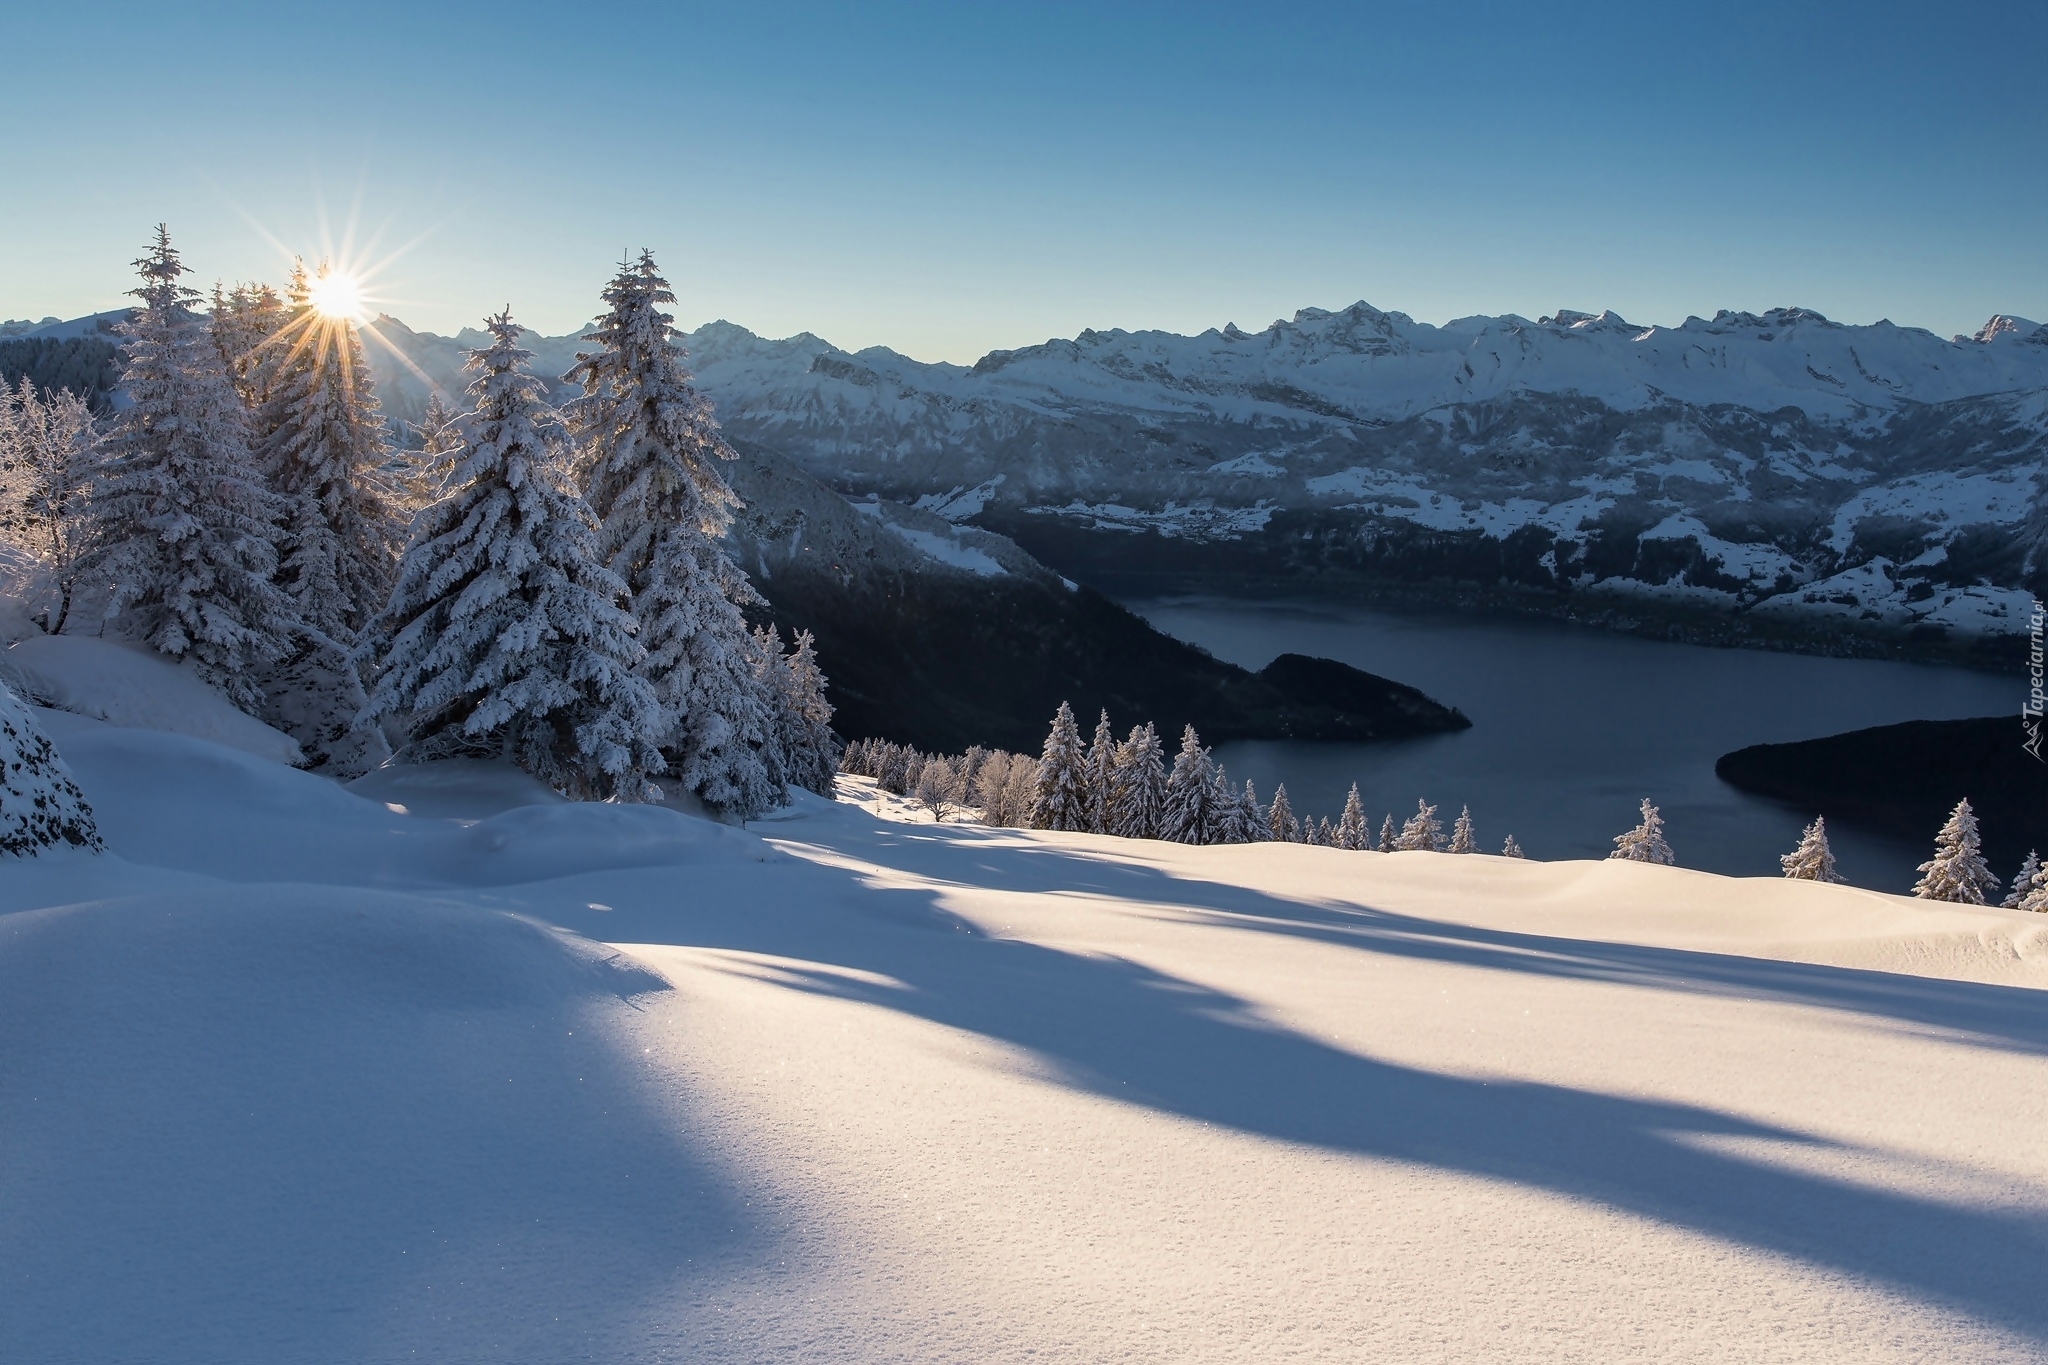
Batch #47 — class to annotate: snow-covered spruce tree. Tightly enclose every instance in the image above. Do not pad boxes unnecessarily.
[399,390,466,511]
[0,377,99,634]
[1608,799,1675,866]
[1377,814,1396,853]
[358,312,664,801]
[210,279,288,408]
[1160,724,1215,845]
[255,260,406,644]
[1029,701,1091,832]
[1208,767,1250,844]
[1266,782,1300,842]
[83,226,296,711]
[564,250,785,816]
[1313,816,1335,847]
[1240,779,1266,842]
[1448,805,1477,854]
[2003,850,2044,909]
[0,679,102,855]
[1501,835,1525,859]
[1085,709,1116,834]
[1108,722,1167,840]
[1911,798,1999,904]
[1397,799,1444,852]
[774,627,840,797]
[1780,816,1843,883]
[1335,784,1368,851]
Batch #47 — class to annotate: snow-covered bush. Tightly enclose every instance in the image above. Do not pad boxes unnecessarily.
[1397,798,1444,852]
[1780,816,1842,882]
[1608,799,1675,865]
[0,376,99,634]
[0,680,102,855]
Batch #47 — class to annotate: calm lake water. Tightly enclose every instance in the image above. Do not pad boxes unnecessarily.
[1124,596,2020,894]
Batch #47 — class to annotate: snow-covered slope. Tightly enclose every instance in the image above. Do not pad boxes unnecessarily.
[7,718,2048,1361]
[361,304,2048,643]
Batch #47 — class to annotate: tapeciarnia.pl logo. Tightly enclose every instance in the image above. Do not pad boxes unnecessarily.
[2026,598,2045,762]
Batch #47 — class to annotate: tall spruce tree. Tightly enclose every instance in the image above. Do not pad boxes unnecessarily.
[1911,798,1998,903]
[563,250,784,816]
[1085,709,1116,834]
[1107,722,1166,840]
[1336,784,1369,850]
[1160,724,1214,845]
[1266,783,1300,842]
[1029,701,1090,831]
[84,226,296,711]
[1238,779,1265,842]
[254,260,406,643]
[358,312,664,800]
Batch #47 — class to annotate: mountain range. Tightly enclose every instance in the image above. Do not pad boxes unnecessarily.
[357,302,2048,656]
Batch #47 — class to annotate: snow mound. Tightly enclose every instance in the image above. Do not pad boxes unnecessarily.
[57,723,764,887]
[346,757,566,820]
[2,634,303,766]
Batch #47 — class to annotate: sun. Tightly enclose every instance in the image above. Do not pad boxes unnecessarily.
[307,268,366,321]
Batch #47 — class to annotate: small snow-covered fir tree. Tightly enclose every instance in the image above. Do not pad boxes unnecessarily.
[1085,709,1116,834]
[1266,782,1300,842]
[1378,814,1396,853]
[2003,850,2044,910]
[1397,799,1444,852]
[1313,816,1335,847]
[1239,779,1265,842]
[83,226,296,711]
[1609,799,1675,865]
[1029,701,1091,831]
[1447,805,1477,854]
[254,259,406,643]
[1501,834,1525,859]
[0,680,103,855]
[1160,724,1215,845]
[563,250,782,815]
[358,312,664,801]
[400,390,466,510]
[1911,798,1999,904]
[776,628,840,797]
[1208,767,1252,844]
[1336,784,1369,850]
[1108,722,1166,840]
[0,377,99,634]
[1780,816,1842,883]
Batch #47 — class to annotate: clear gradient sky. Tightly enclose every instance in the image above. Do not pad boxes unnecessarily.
[4,1,2043,361]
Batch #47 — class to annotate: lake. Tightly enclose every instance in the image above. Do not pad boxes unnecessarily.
[1123,595,2021,894]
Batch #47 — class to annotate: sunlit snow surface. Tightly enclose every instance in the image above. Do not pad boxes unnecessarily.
[6,729,2048,1363]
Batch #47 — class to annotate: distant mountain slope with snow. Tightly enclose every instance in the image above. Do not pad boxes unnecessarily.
[362,302,2048,651]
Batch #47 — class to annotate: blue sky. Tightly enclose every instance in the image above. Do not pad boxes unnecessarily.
[5,1,2042,360]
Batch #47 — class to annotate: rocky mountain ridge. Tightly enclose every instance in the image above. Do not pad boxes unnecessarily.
[357,301,2048,654]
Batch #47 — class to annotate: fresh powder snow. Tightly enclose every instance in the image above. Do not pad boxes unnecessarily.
[5,699,2047,1361]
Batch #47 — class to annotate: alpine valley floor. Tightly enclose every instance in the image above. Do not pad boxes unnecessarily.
[6,719,2048,1362]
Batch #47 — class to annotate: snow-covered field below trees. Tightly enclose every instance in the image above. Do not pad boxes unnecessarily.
[7,724,2048,1363]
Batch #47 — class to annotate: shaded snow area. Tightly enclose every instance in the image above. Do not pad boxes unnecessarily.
[8,735,2048,1362]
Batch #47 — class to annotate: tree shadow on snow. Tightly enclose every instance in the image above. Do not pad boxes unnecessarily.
[582,820,2048,1342]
